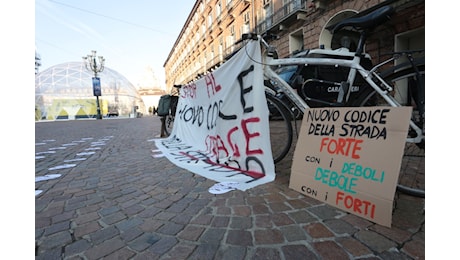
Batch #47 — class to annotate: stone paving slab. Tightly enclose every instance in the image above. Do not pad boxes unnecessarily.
[35,117,425,259]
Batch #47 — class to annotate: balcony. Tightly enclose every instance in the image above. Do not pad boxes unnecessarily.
[240,0,251,11]
[256,0,309,34]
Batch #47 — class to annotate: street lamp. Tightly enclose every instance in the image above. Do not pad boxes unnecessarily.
[83,50,105,120]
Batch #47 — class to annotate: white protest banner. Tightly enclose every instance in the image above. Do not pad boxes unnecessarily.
[154,39,275,191]
[289,106,412,227]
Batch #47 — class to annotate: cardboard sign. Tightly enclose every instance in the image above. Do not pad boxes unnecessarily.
[289,106,412,227]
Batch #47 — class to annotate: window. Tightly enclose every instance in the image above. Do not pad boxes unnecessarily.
[208,13,213,29]
[393,28,425,104]
[242,24,250,34]
[219,37,223,59]
[243,11,250,24]
[226,35,235,52]
[264,2,272,27]
[289,29,304,54]
[216,1,221,19]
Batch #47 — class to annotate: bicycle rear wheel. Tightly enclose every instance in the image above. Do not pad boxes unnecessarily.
[163,114,175,137]
[351,64,425,198]
[266,92,293,163]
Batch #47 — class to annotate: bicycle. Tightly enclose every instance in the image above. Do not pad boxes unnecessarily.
[161,85,181,137]
[237,5,425,197]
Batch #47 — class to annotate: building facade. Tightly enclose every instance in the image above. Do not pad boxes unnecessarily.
[163,0,424,89]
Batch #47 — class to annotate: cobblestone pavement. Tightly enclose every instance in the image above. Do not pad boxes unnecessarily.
[35,116,425,259]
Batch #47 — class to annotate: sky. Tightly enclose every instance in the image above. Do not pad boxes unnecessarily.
[35,0,197,88]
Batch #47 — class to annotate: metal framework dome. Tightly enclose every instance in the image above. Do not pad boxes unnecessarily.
[35,62,146,120]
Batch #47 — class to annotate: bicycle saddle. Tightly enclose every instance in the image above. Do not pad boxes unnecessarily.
[328,5,395,33]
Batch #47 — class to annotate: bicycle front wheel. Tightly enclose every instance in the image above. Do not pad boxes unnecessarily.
[383,64,425,198]
[266,92,293,164]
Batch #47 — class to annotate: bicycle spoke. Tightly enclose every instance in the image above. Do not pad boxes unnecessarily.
[266,93,293,163]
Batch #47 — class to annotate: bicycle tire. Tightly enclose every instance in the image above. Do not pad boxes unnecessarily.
[384,65,425,198]
[382,65,425,147]
[350,65,425,198]
[265,92,293,163]
[163,114,174,137]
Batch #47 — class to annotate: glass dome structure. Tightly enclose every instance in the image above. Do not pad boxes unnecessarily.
[35,62,146,120]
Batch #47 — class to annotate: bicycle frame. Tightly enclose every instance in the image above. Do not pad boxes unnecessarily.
[256,36,424,144]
